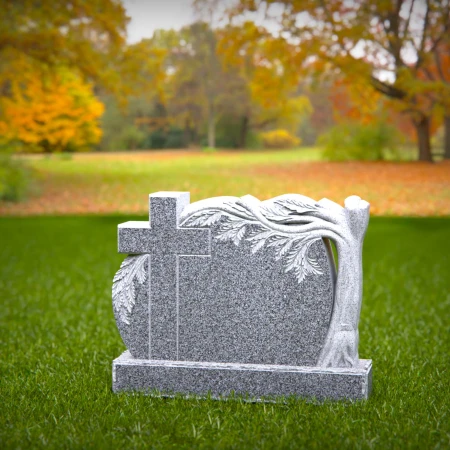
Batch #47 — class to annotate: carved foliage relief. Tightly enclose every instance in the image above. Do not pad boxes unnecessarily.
[181,196,326,284]
[112,254,147,325]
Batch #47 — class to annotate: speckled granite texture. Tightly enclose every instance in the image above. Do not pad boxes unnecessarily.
[112,191,372,401]
[115,192,334,365]
[113,351,372,401]
[177,223,334,366]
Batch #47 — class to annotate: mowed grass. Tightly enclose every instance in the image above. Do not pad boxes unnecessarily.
[1,148,449,216]
[1,215,449,449]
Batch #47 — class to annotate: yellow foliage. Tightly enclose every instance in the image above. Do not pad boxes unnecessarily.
[0,63,104,152]
[258,96,312,134]
[218,22,311,133]
[261,129,301,149]
[0,0,128,97]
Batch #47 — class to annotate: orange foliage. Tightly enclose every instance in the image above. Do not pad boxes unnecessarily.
[231,0,450,160]
[416,41,450,122]
[329,77,437,141]
[0,63,104,152]
[330,78,379,123]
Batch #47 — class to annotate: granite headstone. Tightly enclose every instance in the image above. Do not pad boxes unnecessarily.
[112,191,372,400]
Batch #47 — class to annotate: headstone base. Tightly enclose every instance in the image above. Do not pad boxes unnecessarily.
[112,351,372,401]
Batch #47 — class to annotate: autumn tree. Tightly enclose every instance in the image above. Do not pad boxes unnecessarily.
[0,0,134,154]
[193,0,225,148]
[0,61,104,152]
[435,43,450,159]
[115,21,310,150]
[217,21,311,147]
[0,0,128,94]
[169,23,220,148]
[137,26,212,147]
[232,0,450,161]
[420,40,450,159]
[299,80,336,145]
[98,27,212,150]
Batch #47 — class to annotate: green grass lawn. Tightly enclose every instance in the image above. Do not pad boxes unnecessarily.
[1,215,449,449]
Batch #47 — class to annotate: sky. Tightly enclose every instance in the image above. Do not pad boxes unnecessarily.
[123,0,197,43]
[122,0,280,43]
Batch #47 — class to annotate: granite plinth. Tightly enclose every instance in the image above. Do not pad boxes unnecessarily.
[112,351,372,401]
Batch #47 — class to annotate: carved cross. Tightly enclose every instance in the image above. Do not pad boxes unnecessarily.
[118,192,210,360]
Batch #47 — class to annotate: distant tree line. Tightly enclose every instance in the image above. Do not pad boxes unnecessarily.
[99,22,312,151]
[0,0,449,162]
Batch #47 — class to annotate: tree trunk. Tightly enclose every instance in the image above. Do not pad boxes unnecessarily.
[318,196,370,368]
[444,115,450,160]
[239,116,249,149]
[318,244,361,367]
[415,116,433,162]
[183,119,191,148]
[207,100,215,148]
[40,139,52,153]
[191,127,199,147]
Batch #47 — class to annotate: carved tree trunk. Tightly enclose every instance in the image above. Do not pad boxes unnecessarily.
[318,196,369,368]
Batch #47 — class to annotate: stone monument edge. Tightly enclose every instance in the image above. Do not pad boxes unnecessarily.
[112,352,372,401]
[112,190,373,401]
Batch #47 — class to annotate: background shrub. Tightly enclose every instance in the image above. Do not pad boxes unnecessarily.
[319,121,401,161]
[116,126,146,151]
[0,154,35,202]
[261,129,301,149]
[245,131,264,149]
[164,128,185,149]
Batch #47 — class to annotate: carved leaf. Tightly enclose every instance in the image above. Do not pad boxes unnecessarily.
[181,209,223,227]
[230,200,256,220]
[247,230,273,241]
[216,219,247,245]
[250,238,267,254]
[278,238,296,257]
[112,254,148,325]
[285,238,322,283]
[276,198,319,215]
[261,203,284,216]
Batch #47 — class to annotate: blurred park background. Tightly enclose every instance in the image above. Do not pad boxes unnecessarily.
[1,2,450,449]
[0,0,449,214]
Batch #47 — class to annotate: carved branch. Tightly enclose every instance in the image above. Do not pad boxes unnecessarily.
[181,194,340,284]
[239,195,346,241]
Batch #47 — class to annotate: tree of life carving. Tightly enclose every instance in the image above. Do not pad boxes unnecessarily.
[180,193,370,369]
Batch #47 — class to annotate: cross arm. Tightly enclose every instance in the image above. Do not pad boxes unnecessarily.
[118,221,151,254]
